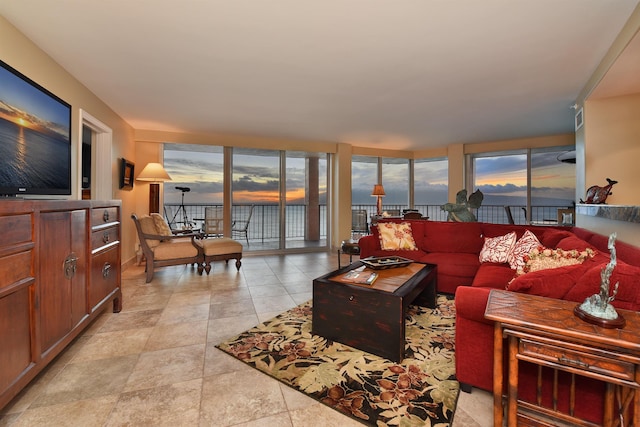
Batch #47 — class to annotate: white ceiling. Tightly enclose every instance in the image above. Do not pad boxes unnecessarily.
[1,1,638,151]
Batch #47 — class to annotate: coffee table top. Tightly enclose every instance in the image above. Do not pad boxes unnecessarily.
[329,262,429,294]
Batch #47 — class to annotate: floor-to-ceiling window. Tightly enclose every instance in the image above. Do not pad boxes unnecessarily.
[414,158,448,220]
[471,147,575,224]
[163,144,224,228]
[381,158,409,214]
[284,152,328,249]
[163,143,328,252]
[231,148,281,250]
[351,156,378,217]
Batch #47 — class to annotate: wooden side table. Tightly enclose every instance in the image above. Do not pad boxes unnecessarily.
[485,290,640,427]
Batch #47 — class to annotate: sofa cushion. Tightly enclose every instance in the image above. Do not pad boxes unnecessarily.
[421,252,480,286]
[479,232,516,264]
[507,230,541,270]
[376,222,418,251]
[422,221,484,254]
[472,263,517,289]
[564,262,640,310]
[507,263,589,299]
[540,229,574,248]
[556,235,596,252]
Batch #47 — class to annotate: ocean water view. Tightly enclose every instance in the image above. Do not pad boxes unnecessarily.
[0,118,70,192]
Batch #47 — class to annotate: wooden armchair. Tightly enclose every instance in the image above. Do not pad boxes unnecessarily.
[132,213,204,283]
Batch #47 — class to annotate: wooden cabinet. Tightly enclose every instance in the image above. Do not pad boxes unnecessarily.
[0,200,122,410]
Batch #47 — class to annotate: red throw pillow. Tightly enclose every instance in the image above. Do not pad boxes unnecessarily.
[541,229,574,248]
[556,235,595,252]
[564,262,640,311]
[507,263,588,299]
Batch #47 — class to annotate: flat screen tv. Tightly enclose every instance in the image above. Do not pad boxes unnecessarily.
[0,59,72,197]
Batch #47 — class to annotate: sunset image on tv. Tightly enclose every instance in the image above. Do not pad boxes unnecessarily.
[0,61,71,195]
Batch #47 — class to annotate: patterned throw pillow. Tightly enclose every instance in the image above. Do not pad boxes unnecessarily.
[514,246,596,277]
[151,213,173,236]
[377,222,418,251]
[507,230,541,270]
[479,232,517,264]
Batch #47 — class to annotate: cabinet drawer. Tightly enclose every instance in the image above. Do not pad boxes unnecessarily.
[0,214,32,248]
[89,246,120,309]
[91,226,120,251]
[91,207,119,227]
[0,251,32,292]
[520,338,636,383]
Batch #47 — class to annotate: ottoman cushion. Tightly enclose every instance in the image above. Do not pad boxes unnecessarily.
[198,238,243,255]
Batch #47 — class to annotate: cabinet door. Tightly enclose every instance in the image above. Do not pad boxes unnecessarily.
[39,210,87,354]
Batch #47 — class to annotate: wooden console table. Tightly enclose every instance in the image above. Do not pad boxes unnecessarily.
[485,290,640,427]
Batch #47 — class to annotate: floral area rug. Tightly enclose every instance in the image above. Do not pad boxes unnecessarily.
[216,295,459,426]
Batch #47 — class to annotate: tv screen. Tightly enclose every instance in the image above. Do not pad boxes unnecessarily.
[0,59,72,197]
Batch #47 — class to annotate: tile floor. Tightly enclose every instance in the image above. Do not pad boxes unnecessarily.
[0,252,492,427]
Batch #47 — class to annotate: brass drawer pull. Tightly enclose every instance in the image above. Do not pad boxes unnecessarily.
[558,356,590,369]
[102,262,111,279]
[64,253,78,279]
[103,210,110,222]
[103,231,110,244]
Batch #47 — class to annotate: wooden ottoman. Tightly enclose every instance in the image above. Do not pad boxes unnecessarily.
[197,238,243,274]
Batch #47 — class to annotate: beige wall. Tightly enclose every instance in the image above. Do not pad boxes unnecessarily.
[584,93,640,205]
[574,5,640,246]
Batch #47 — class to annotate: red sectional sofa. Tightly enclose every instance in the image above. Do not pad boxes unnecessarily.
[358,219,640,424]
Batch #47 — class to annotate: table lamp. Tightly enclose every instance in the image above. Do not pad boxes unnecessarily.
[372,184,385,216]
[137,162,172,214]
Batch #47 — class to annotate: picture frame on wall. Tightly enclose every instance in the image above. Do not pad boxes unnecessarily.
[119,158,135,190]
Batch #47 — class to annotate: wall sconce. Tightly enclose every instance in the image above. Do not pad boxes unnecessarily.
[136,162,172,214]
[371,184,385,216]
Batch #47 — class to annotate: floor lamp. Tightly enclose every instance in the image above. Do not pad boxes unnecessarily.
[372,184,385,216]
[137,162,172,214]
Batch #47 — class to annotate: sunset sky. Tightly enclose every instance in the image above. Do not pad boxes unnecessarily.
[164,144,575,207]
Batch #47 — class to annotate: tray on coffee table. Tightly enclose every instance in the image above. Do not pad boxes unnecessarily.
[360,256,413,270]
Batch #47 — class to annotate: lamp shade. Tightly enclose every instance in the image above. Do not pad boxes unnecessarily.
[137,162,172,182]
[371,184,385,196]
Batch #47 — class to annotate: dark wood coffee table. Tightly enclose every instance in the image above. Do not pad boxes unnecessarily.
[312,262,437,362]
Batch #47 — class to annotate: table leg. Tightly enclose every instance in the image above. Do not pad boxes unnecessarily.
[493,322,503,427]
[507,335,519,426]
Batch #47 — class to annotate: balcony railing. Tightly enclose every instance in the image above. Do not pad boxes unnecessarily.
[164,203,572,246]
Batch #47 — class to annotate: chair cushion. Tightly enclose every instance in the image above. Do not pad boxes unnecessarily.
[138,215,161,248]
[151,213,173,237]
[153,240,199,260]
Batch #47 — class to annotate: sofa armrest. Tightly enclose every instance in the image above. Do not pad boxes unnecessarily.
[455,286,493,325]
[358,234,379,258]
